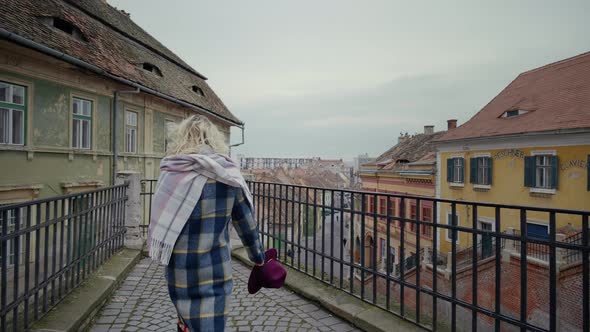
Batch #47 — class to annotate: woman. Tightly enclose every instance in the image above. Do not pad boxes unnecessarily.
[148,115,265,332]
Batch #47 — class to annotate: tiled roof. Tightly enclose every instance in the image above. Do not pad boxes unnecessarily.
[0,0,240,124]
[376,132,446,164]
[436,51,590,142]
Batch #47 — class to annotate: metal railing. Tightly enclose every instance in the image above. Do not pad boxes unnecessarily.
[246,180,590,332]
[0,184,127,331]
[140,179,158,237]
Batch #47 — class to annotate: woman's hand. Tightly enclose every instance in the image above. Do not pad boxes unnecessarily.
[255,262,264,267]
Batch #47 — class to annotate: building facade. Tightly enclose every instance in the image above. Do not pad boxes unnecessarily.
[0,0,242,205]
[434,52,590,255]
[359,125,447,273]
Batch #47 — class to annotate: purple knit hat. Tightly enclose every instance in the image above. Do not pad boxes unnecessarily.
[248,248,287,294]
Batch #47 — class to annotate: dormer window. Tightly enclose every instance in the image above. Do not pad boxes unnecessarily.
[39,17,87,42]
[141,63,163,77]
[501,109,529,118]
[191,85,205,97]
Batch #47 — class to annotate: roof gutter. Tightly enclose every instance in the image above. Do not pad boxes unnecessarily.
[0,28,244,128]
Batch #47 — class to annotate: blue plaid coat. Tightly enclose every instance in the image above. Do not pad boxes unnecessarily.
[165,180,265,331]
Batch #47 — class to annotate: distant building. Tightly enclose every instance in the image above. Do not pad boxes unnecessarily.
[352,153,376,186]
[239,156,317,170]
[358,124,447,273]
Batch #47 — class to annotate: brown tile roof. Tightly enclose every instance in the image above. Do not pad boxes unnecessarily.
[436,51,590,142]
[0,0,240,124]
[376,132,446,164]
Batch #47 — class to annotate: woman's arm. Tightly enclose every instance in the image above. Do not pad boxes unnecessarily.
[231,189,265,265]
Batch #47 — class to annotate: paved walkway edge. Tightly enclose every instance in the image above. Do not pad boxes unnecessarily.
[232,247,424,332]
[30,249,142,332]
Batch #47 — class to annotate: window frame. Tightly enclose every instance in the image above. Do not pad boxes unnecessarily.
[71,96,93,150]
[421,206,433,238]
[527,150,558,194]
[447,155,465,186]
[125,110,138,154]
[0,81,27,146]
[164,119,175,153]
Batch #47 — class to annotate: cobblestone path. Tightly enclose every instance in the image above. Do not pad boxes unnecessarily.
[89,257,362,332]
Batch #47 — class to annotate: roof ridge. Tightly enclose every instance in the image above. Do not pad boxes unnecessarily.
[64,0,208,80]
[520,50,590,76]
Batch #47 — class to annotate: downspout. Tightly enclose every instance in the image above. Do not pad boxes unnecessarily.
[229,124,245,157]
[112,88,140,185]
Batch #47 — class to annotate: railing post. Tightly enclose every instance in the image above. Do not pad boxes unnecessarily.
[116,171,144,250]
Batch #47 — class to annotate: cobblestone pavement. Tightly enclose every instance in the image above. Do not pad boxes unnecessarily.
[89,257,362,331]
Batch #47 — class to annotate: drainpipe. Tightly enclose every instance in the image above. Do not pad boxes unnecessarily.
[112,88,140,185]
[229,125,245,157]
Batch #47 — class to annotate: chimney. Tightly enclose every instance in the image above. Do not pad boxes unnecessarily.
[398,132,409,144]
[424,125,434,135]
[447,119,457,130]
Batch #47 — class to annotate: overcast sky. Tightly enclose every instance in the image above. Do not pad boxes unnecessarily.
[111,0,590,160]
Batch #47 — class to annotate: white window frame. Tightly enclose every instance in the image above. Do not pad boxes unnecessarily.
[0,81,26,146]
[449,154,465,187]
[71,97,92,150]
[125,110,138,153]
[530,150,557,194]
[446,210,460,243]
[0,206,25,267]
[473,152,492,189]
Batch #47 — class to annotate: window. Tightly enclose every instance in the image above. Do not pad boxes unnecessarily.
[380,238,386,261]
[501,109,529,118]
[72,97,92,149]
[524,154,558,190]
[366,196,374,213]
[39,17,88,42]
[470,157,492,186]
[526,222,548,240]
[0,206,25,266]
[447,157,464,184]
[408,205,416,232]
[0,81,26,145]
[125,111,138,153]
[446,211,459,242]
[587,155,590,191]
[141,63,163,77]
[421,207,432,238]
[191,85,205,97]
[387,198,396,217]
[379,198,386,215]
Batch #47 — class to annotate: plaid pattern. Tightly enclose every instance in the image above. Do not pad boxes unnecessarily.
[166,180,265,332]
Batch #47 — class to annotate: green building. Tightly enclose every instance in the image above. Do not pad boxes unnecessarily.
[0,0,243,206]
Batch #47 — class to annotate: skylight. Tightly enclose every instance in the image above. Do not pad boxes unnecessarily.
[39,17,87,42]
[192,85,205,97]
[141,63,163,77]
[501,109,529,118]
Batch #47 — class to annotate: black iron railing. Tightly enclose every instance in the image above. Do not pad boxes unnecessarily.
[140,179,158,237]
[246,180,590,332]
[0,184,127,331]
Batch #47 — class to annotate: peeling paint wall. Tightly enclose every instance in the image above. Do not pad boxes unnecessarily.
[0,44,234,200]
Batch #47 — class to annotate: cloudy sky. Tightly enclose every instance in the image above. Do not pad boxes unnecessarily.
[111,0,590,160]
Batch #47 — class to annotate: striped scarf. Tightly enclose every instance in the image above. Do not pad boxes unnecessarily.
[148,150,253,265]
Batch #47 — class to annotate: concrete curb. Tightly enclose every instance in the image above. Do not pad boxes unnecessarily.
[231,247,424,332]
[30,248,142,332]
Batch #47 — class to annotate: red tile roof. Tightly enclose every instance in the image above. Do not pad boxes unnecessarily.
[0,0,240,124]
[436,51,590,142]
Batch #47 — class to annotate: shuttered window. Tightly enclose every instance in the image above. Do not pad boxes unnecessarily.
[470,157,492,185]
[447,157,464,184]
[524,155,558,189]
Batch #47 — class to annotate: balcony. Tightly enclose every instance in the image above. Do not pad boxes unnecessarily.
[1,179,588,331]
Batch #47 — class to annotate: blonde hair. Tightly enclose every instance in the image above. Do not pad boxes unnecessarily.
[166,115,229,156]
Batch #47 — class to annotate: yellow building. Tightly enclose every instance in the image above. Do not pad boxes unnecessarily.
[434,52,590,254]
